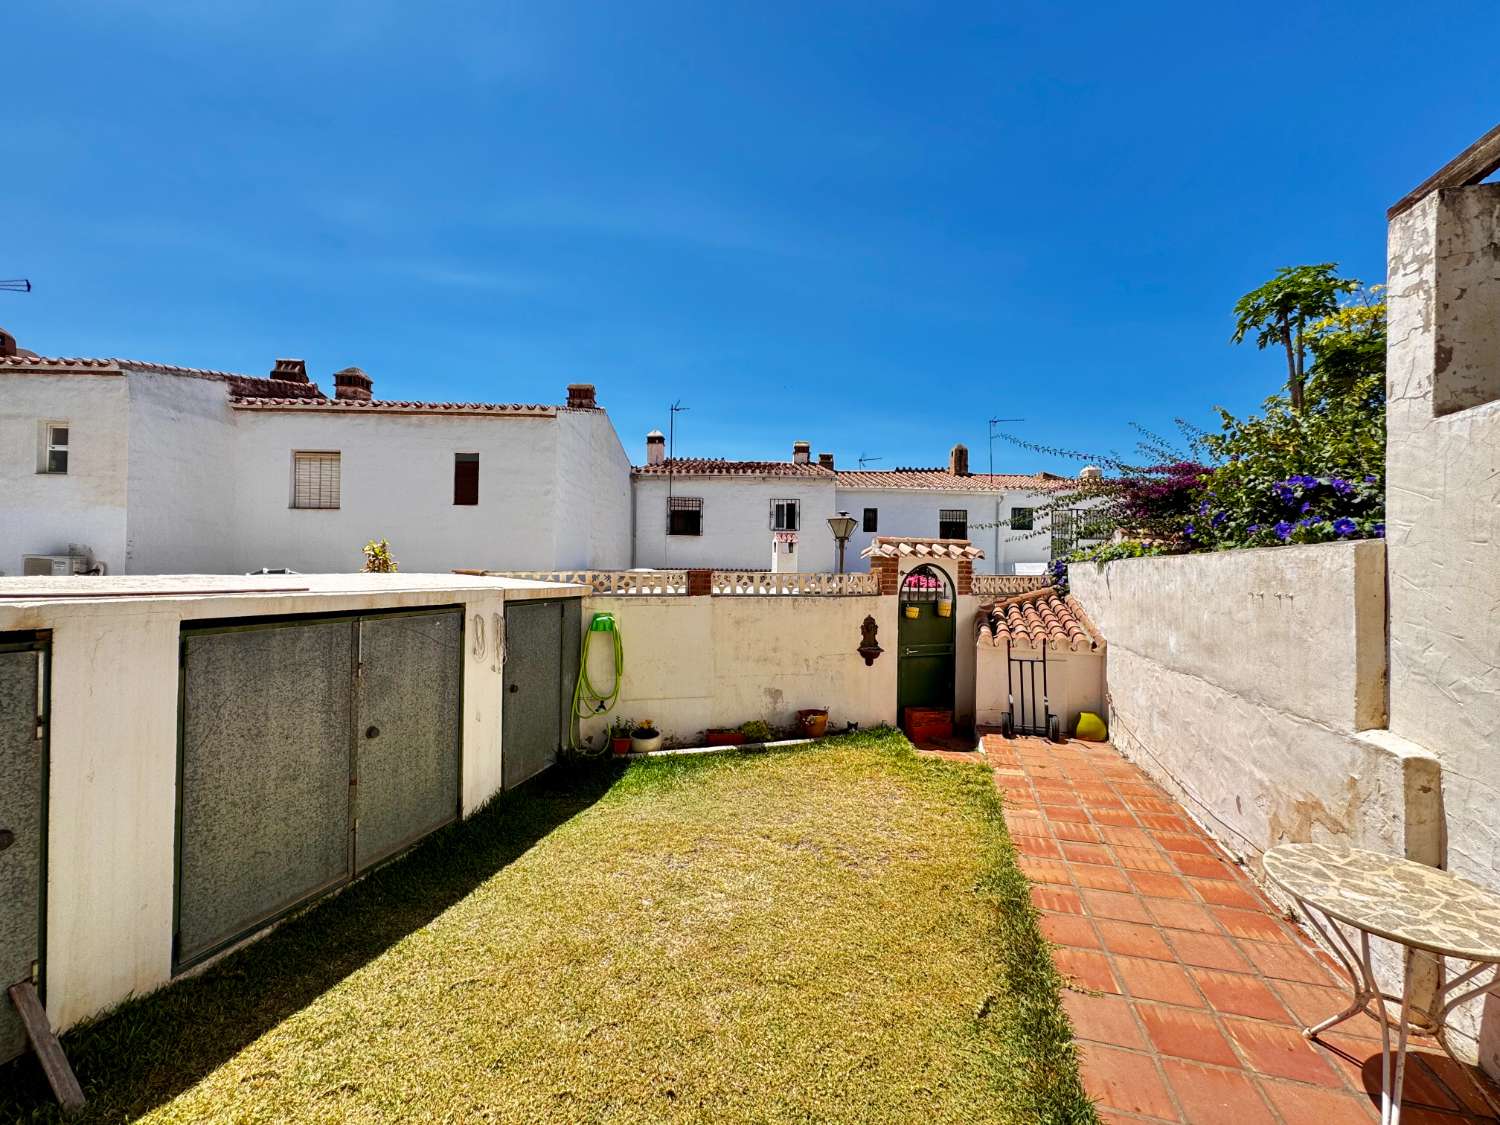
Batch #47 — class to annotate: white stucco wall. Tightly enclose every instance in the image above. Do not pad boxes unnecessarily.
[631,476,840,572]
[0,372,130,576]
[230,410,564,573]
[0,573,579,1034]
[554,409,632,569]
[1068,543,1435,864]
[1386,185,1500,1074]
[124,371,239,574]
[575,593,898,747]
[836,487,1058,575]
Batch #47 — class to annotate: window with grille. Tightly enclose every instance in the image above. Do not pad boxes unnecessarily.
[40,423,69,474]
[292,451,341,509]
[1010,505,1034,532]
[863,507,878,533]
[770,498,800,531]
[668,496,703,536]
[939,508,967,540]
[454,453,479,505]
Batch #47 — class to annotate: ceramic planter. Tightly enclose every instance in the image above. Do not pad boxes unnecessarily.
[796,708,829,738]
[631,731,663,753]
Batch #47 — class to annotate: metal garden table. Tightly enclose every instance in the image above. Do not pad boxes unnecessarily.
[1264,843,1500,1125]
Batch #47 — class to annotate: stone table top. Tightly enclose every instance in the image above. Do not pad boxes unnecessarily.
[1264,843,1500,962]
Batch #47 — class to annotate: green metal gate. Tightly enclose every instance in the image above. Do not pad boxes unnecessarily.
[176,607,462,973]
[0,632,48,1065]
[896,566,955,720]
[501,599,580,789]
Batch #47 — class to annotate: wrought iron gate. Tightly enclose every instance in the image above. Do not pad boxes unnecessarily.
[0,632,47,1064]
[175,607,462,972]
[501,599,580,789]
[1007,649,1051,737]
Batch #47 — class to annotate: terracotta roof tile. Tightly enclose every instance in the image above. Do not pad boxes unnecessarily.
[835,468,1071,492]
[860,536,985,560]
[633,458,834,478]
[230,398,555,416]
[978,587,1102,652]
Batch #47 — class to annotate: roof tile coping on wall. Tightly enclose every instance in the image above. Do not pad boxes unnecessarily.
[632,458,835,478]
[977,586,1103,652]
[860,536,985,560]
[0,355,572,413]
[834,468,1072,492]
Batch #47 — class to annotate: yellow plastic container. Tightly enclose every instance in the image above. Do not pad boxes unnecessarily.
[936,599,953,617]
[1074,712,1108,742]
[903,604,920,619]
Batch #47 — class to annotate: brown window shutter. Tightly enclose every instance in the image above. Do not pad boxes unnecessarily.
[454,454,479,505]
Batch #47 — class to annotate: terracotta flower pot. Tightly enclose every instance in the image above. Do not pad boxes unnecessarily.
[610,736,633,756]
[796,709,829,738]
[706,730,747,746]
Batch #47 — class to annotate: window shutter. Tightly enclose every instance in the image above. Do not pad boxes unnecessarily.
[292,452,341,509]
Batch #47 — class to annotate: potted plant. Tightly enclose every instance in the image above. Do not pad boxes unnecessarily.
[796,708,829,738]
[936,597,953,617]
[631,718,662,754]
[706,726,747,747]
[609,716,635,757]
[738,719,773,744]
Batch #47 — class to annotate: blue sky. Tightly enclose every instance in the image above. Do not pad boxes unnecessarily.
[5,2,1496,473]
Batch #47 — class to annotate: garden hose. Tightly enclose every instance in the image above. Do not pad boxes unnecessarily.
[570,612,623,751]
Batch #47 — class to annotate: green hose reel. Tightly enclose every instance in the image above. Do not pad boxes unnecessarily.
[570,612,623,751]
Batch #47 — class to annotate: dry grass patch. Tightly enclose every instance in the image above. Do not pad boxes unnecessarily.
[0,729,1092,1123]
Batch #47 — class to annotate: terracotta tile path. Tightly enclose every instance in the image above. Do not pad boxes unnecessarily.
[979,734,1500,1124]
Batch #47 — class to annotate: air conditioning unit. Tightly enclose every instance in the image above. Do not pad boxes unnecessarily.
[22,553,96,577]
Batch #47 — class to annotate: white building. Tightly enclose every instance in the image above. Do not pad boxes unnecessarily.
[631,434,1077,575]
[0,337,631,576]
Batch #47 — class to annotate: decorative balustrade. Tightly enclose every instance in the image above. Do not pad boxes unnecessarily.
[464,569,879,596]
[710,571,879,596]
[970,573,1053,597]
[472,570,688,594]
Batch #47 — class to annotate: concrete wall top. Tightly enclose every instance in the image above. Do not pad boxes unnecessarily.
[1071,540,1387,734]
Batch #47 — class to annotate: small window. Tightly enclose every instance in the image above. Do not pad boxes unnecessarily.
[863,507,878,533]
[454,453,479,505]
[668,496,703,536]
[939,508,967,540]
[40,423,69,474]
[770,498,800,531]
[1010,506,1034,532]
[292,451,341,509]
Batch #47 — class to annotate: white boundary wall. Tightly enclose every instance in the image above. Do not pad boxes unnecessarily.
[0,573,582,1035]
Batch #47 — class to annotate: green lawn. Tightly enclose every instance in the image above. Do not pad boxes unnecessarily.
[1,729,1093,1124]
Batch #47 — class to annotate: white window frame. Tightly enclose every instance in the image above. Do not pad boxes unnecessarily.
[770,498,800,531]
[38,421,69,474]
[291,450,342,510]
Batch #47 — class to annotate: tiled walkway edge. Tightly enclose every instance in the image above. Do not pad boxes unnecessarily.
[985,734,1499,1124]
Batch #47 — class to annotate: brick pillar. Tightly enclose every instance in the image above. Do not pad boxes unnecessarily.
[685,568,712,596]
[870,556,899,595]
[956,559,973,596]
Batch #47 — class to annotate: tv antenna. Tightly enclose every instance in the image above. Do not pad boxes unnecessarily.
[987,416,1026,569]
[1,279,32,293]
[857,454,883,468]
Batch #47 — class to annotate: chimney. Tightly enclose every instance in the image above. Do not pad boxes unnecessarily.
[271,358,309,384]
[792,440,811,465]
[949,443,970,476]
[646,430,666,466]
[817,452,834,470]
[333,366,373,402]
[567,383,597,409]
[1078,465,1103,481]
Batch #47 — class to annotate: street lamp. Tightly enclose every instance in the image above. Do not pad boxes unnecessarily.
[827,511,858,574]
